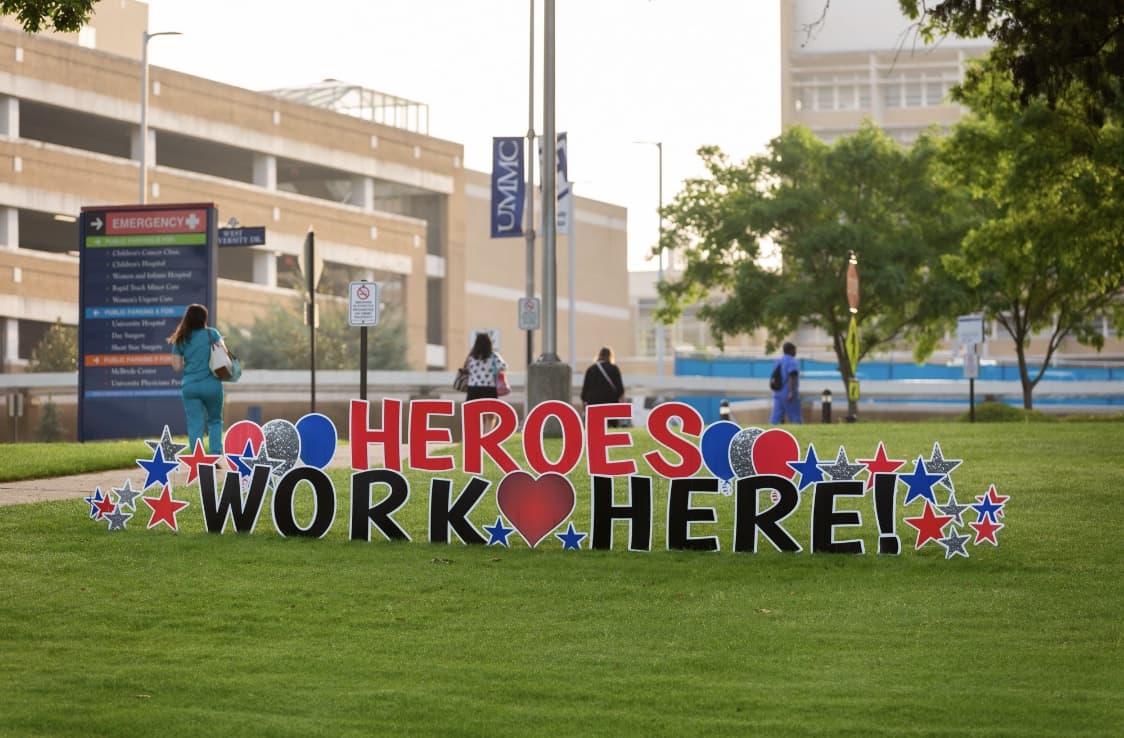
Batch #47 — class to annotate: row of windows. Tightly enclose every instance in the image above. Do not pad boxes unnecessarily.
[794,73,957,113]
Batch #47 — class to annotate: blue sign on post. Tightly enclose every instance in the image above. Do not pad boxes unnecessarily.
[490,137,525,238]
[77,203,217,441]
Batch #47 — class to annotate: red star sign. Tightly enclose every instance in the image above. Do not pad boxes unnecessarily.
[179,439,222,484]
[903,502,954,549]
[142,485,189,531]
[856,441,906,490]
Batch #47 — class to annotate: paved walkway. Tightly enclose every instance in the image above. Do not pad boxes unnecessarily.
[0,445,387,507]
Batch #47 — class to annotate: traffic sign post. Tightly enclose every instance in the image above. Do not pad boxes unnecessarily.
[845,253,860,422]
[957,314,984,346]
[957,314,986,423]
[348,281,381,327]
[349,281,381,401]
[518,296,541,331]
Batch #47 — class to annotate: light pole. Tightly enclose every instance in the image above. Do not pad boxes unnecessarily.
[525,0,570,436]
[139,30,181,204]
[524,0,536,370]
[635,140,664,375]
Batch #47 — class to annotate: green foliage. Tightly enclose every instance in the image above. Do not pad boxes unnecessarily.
[937,55,1124,408]
[959,401,1056,423]
[1,423,1122,734]
[33,398,64,441]
[28,318,76,372]
[659,125,970,411]
[0,0,95,33]
[230,296,408,371]
[899,0,1124,122]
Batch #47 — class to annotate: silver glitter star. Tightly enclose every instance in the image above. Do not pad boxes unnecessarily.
[817,446,866,480]
[145,425,187,465]
[938,525,971,559]
[925,442,962,491]
[936,491,971,526]
[105,506,133,531]
[111,479,143,511]
[249,441,286,479]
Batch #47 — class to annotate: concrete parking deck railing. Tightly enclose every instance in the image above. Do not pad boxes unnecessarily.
[2,370,1122,403]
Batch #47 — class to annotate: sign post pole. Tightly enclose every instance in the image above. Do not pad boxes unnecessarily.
[845,252,860,422]
[305,229,316,414]
[360,326,368,402]
[349,280,381,403]
[957,314,985,423]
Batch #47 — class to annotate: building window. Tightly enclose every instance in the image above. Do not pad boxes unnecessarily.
[638,325,656,357]
[798,86,815,112]
[857,84,872,110]
[904,75,923,107]
[884,80,901,108]
[815,84,834,111]
[925,79,945,106]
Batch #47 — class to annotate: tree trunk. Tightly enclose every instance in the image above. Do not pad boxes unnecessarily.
[1015,342,1034,410]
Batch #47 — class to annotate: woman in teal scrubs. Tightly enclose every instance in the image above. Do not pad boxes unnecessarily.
[168,303,226,454]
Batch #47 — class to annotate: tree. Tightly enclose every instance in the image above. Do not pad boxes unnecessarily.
[0,0,96,33]
[933,56,1124,408]
[657,124,968,417]
[35,397,64,441]
[28,318,76,371]
[899,0,1124,121]
[230,296,409,371]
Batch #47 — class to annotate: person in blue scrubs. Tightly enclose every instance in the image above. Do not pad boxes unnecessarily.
[167,303,226,454]
[769,341,803,424]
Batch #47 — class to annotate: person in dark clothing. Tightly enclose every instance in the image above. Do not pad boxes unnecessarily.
[581,346,626,427]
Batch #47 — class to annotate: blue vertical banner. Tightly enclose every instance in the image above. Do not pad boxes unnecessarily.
[491,137,525,238]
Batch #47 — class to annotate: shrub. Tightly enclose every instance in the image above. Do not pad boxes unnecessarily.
[35,399,65,441]
[960,401,1056,423]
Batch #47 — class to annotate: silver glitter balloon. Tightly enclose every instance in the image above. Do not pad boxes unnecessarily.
[262,419,301,475]
[729,427,764,478]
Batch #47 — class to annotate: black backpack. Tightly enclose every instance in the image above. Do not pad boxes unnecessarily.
[769,362,784,391]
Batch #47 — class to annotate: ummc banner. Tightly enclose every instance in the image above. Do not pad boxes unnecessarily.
[556,132,573,234]
[490,137,525,239]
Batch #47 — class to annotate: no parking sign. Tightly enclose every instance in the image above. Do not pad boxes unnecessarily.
[348,281,380,327]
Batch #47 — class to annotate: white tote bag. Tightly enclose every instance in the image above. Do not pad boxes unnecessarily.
[209,342,234,380]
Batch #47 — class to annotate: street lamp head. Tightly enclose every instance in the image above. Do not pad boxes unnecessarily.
[144,30,182,42]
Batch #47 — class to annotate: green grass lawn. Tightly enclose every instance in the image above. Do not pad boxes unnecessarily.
[0,439,152,482]
[1,422,1121,736]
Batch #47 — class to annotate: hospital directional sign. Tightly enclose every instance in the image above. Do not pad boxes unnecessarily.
[78,203,218,441]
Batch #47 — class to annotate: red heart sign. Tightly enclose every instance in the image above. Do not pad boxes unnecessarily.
[495,471,576,548]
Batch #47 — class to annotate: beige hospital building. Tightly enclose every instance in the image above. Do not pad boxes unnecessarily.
[0,0,631,379]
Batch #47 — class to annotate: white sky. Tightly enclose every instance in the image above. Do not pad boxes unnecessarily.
[144,0,782,271]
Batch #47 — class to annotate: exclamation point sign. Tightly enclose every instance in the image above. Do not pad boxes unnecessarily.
[873,473,900,555]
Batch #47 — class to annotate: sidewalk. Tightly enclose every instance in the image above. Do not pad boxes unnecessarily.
[0,444,384,507]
